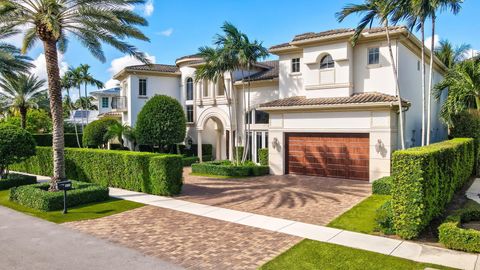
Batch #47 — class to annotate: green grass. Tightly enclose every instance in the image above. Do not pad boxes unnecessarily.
[260,240,456,270]
[0,189,144,223]
[327,194,391,234]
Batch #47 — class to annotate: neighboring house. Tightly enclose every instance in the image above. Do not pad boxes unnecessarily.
[111,26,448,182]
[90,87,122,120]
[65,110,99,126]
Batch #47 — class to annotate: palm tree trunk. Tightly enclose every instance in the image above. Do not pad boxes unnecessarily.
[66,88,82,148]
[420,22,426,146]
[385,23,406,150]
[426,15,436,145]
[43,39,66,190]
[19,107,27,129]
[84,83,89,125]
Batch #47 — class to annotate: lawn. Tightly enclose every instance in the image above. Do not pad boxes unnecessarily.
[0,189,144,223]
[327,194,390,234]
[260,240,456,270]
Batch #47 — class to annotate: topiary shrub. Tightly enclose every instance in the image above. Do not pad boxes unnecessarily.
[0,173,37,190]
[33,133,83,148]
[136,95,186,151]
[450,110,480,174]
[0,124,36,177]
[372,176,393,195]
[82,118,119,148]
[191,160,269,177]
[375,200,395,235]
[439,207,480,253]
[258,148,269,166]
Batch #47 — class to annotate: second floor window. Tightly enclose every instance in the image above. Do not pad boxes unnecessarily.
[186,105,194,123]
[186,78,193,100]
[139,79,147,96]
[291,58,300,73]
[101,97,109,108]
[320,54,334,69]
[217,76,225,96]
[368,47,380,65]
[255,110,269,124]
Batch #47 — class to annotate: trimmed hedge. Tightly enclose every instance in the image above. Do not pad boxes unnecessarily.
[258,148,269,166]
[10,181,109,211]
[392,138,475,239]
[375,199,395,235]
[33,133,83,148]
[181,155,213,167]
[11,147,183,196]
[0,173,37,190]
[191,160,269,177]
[372,176,393,195]
[450,110,480,174]
[438,207,480,253]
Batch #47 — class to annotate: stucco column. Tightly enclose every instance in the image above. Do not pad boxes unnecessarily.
[229,129,234,161]
[197,130,203,163]
[216,129,222,160]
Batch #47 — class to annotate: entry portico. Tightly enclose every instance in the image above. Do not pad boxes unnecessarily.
[196,107,234,162]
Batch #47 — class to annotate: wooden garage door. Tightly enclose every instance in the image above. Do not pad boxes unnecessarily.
[286,133,369,181]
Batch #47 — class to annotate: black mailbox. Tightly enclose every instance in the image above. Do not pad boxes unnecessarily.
[57,180,72,191]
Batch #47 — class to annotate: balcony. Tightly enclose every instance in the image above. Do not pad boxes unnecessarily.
[111,96,127,112]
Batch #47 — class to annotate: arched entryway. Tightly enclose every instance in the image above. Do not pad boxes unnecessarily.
[196,108,233,162]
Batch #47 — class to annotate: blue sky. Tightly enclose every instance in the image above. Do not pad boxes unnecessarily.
[7,0,480,97]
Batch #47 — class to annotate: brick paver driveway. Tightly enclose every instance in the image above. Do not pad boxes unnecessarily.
[66,206,300,270]
[178,167,371,225]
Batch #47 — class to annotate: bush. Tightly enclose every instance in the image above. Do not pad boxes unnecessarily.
[10,181,109,211]
[82,118,119,148]
[191,160,269,177]
[178,144,213,157]
[375,200,395,234]
[450,110,480,174]
[0,173,37,190]
[33,133,83,148]
[136,95,186,150]
[439,207,480,253]
[392,138,475,239]
[258,148,269,166]
[234,146,244,162]
[372,176,393,195]
[0,124,36,177]
[1,110,52,134]
[11,147,184,196]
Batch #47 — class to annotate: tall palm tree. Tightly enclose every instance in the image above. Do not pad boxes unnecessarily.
[0,74,47,129]
[0,28,32,77]
[0,0,150,189]
[78,64,103,114]
[337,0,406,149]
[104,122,127,147]
[61,72,81,147]
[435,39,470,69]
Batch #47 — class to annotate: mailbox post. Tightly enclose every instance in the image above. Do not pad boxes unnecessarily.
[56,181,72,214]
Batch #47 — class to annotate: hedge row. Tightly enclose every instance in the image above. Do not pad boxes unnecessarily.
[33,133,83,148]
[10,181,109,211]
[0,173,37,190]
[11,147,183,196]
[181,155,213,167]
[391,138,475,239]
[258,148,268,166]
[191,161,269,177]
[438,207,480,253]
[372,176,393,195]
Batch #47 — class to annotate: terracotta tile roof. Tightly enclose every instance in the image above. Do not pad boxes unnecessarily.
[175,53,202,62]
[259,92,409,108]
[239,60,279,82]
[125,64,179,73]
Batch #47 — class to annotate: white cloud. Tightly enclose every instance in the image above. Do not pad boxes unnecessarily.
[142,0,154,16]
[107,53,156,76]
[30,53,69,81]
[157,28,173,37]
[424,35,440,48]
[104,79,120,89]
[464,49,480,60]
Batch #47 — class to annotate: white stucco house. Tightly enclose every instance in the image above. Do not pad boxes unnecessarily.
[106,26,448,182]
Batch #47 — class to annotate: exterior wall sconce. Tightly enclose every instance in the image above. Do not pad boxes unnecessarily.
[375,139,387,158]
[272,137,280,151]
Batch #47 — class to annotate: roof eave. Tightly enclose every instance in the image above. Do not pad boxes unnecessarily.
[259,101,410,112]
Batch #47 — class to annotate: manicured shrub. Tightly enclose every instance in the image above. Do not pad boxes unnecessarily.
[234,146,244,162]
[258,148,269,166]
[82,118,119,148]
[392,138,475,239]
[33,133,83,148]
[450,110,480,174]
[375,200,395,235]
[0,124,36,177]
[1,110,52,134]
[10,181,109,211]
[136,95,186,150]
[439,208,480,253]
[372,176,393,195]
[191,160,269,177]
[0,173,36,190]
[149,155,183,195]
[11,147,183,196]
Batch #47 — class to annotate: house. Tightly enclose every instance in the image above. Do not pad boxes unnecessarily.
[111,26,448,182]
[90,86,122,120]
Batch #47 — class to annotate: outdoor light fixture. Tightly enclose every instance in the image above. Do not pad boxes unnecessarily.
[272,137,279,150]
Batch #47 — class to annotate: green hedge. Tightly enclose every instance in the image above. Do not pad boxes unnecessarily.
[0,173,37,190]
[450,110,480,174]
[372,176,393,195]
[11,147,183,196]
[181,155,213,167]
[191,160,269,177]
[375,199,395,234]
[10,181,109,211]
[33,133,83,148]
[258,148,268,166]
[392,138,475,239]
[439,207,480,253]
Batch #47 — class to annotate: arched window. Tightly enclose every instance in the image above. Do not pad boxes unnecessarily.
[320,54,334,69]
[186,78,193,100]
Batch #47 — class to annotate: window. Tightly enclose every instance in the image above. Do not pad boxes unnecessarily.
[186,78,193,100]
[203,80,209,97]
[320,54,334,69]
[417,60,421,71]
[217,76,225,96]
[291,58,300,73]
[139,79,147,96]
[186,105,194,123]
[368,47,380,65]
[255,110,269,124]
[101,97,109,108]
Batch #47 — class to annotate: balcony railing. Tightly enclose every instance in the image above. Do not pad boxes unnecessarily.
[111,96,127,111]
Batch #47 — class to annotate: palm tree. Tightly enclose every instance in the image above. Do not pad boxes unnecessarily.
[61,72,81,147]
[435,39,470,69]
[337,0,406,149]
[104,122,130,148]
[434,60,480,125]
[74,96,98,110]
[0,74,47,129]
[123,125,137,150]
[0,0,150,189]
[0,28,32,77]
[78,64,104,115]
